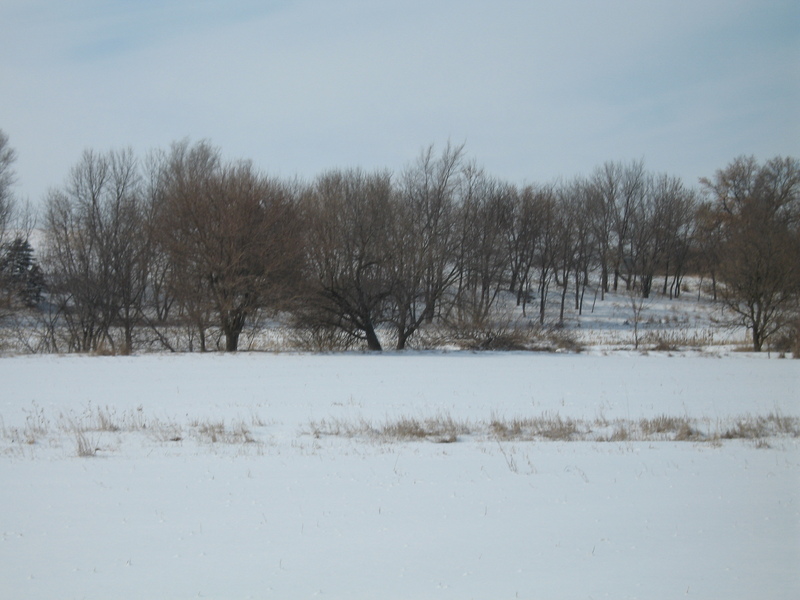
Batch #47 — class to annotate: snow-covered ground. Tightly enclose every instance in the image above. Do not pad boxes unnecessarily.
[1,352,798,599]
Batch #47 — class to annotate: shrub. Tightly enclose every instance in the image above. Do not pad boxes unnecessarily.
[288,324,360,352]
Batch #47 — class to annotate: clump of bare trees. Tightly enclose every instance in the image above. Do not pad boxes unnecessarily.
[294,151,704,350]
[587,160,696,301]
[700,156,800,351]
[155,140,304,352]
[3,127,797,354]
[39,140,304,353]
[42,148,150,352]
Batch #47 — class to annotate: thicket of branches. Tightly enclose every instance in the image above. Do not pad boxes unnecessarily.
[1,131,798,353]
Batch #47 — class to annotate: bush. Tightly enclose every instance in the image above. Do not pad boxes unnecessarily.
[288,323,360,352]
[444,316,534,351]
[429,311,582,352]
[769,317,800,358]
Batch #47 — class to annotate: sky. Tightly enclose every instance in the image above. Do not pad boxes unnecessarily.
[1,0,798,207]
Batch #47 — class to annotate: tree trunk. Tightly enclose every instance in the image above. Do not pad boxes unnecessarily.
[539,281,548,326]
[123,325,133,355]
[600,265,608,300]
[559,280,568,326]
[396,330,409,351]
[225,329,240,352]
[641,274,652,299]
[222,309,246,352]
[395,314,416,350]
[752,327,763,352]
[364,322,382,351]
[752,309,763,352]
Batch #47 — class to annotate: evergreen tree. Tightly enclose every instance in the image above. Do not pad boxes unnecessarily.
[0,237,45,308]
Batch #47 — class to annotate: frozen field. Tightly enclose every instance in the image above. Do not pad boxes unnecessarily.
[1,352,798,599]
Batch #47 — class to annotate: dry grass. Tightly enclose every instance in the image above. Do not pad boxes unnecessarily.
[21,402,50,444]
[2,402,797,456]
[307,411,800,445]
[0,403,268,456]
[147,419,184,443]
[720,412,800,441]
[307,416,373,439]
[59,403,150,434]
[382,415,469,443]
[413,312,583,353]
[92,405,121,432]
[637,415,703,440]
[308,414,471,443]
[73,429,98,457]
[643,329,718,352]
[194,419,256,444]
[490,413,582,441]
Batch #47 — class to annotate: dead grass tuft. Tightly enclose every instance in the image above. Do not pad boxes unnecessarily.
[93,406,120,432]
[74,430,98,457]
[673,420,703,441]
[382,415,469,443]
[194,419,256,444]
[308,417,375,439]
[721,413,800,440]
[309,414,470,443]
[491,413,582,441]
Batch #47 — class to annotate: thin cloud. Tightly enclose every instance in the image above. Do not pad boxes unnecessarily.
[1,0,797,204]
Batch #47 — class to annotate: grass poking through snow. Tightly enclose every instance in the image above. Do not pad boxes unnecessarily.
[308,411,800,445]
[1,403,797,457]
[0,403,269,457]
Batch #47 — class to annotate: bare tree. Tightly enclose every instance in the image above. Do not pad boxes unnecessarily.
[452,168,512,324]
[140,149,176,327]
[693,202,723,300]
[158,140,303,352]
[658,180,697,299]
[389,143,465,348]
[153,141,219,350]
[300,169,394,351]
[0,130,18,318]
[588,160,647,295]
[586,173,613,300]
[43,148,148,352]
[553,181,584,325]
[627,288,650,350]
[569,178,596,314]
[701,156,800,351]
[626,173,683,299]
[106,152,152,351]
[504,185,532,303]
[504,185,545,316]
[532,186,558,325]
[613,161,648,292]
[0,130,16,246]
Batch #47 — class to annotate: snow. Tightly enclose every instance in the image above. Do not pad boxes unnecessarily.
[1,352,798,599]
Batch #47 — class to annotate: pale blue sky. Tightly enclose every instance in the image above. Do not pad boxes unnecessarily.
[1,0,798,204]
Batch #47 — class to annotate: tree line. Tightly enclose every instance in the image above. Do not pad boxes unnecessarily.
[1,131,798,352]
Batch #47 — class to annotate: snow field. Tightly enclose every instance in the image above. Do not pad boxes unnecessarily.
[1,352,798,599]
